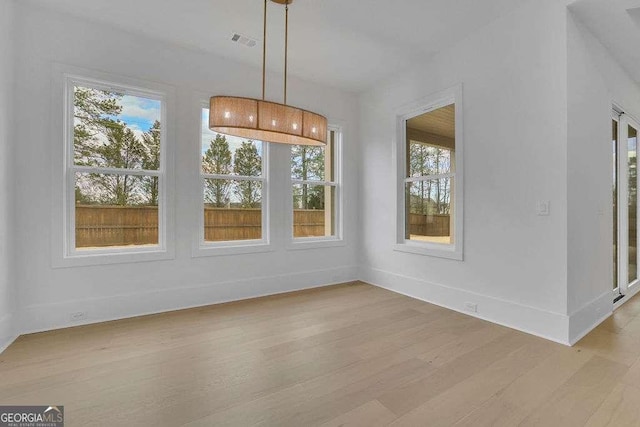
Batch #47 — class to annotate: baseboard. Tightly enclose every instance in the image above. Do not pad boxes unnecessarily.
[359,266,571,345]
[0,313,18,354]
[20,265,359,335]
[10,264,612,350]
[568,290,613,345]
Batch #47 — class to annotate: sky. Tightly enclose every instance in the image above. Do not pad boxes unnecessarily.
[118,95,161,138]
[79,90,263,161]
[201,108,263,157]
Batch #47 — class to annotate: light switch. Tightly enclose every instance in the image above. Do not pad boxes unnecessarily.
[536,201,550,216]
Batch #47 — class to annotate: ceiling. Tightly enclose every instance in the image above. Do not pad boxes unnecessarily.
[570,0,640,86]
[407,105,455,139]
[24,0,529,93]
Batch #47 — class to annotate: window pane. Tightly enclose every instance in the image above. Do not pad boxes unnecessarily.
[291,146,327,181]
[629,125,638,284]
[406,178,453,244]
[291,130,335,181]
[73,85,161,170]
[201,108,263,177]
[407,142,452,177]
[75,172,159,249]
[406,104,455,178]
[293,184,335,237]
[204,179,262,242]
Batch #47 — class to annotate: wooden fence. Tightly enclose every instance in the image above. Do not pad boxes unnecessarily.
[408,213,450,237]
[75,205,326,247]
[76,205,159,248]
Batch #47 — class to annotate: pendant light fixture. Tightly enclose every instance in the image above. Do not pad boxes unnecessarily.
[209,0,327,146]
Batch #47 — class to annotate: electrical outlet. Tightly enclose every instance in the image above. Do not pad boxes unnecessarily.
[464,302,478,313]
[69,311,87,322]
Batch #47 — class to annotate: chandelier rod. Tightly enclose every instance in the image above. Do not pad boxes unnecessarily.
[284,2,289,105]
[262,0,267,101]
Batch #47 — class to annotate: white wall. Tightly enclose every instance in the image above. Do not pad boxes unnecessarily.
[0,0,17,352]
[358,0,573,343]
[566,12,640,341]
[12,2,360,333]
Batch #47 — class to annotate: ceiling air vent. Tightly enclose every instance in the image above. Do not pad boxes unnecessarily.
[231,33,257,48]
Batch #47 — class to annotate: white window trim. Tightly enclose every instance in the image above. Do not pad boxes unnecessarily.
[51,65,176,268]
[192,100,273,258]
[287,124,345,250]
[393,84,464,260]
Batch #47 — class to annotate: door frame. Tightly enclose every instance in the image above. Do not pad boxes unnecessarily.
[613,106,640,304]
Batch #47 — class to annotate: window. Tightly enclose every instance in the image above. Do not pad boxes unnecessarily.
[291,128,341,242]
[199,107,268,249]
[395,86,463,260]
[64,75,170,261]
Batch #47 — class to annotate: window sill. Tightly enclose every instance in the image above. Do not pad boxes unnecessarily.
[286,237,346,251]
[192,241,274,258]
[53,247,174,268]
[393,242,463,260]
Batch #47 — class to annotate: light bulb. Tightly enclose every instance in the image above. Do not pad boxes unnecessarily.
[224,111,231,119]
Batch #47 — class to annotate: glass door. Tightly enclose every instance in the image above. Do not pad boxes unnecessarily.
[614,110,640,300]
[626,120,638,292]
[613,116,619,293]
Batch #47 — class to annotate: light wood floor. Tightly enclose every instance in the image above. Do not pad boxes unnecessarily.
[2,282,640,426]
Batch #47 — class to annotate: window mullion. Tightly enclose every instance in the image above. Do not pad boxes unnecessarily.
[71,165,162,177]
[292,179,337,186]
[202,173,264,182]
[405,172,454,183]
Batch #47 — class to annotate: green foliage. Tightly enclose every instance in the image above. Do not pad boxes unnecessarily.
[103,123,145,169]
[408,142,451,215]
[291,146,325,180]
[202,134,233,207]
[141,120,162,206]
[233,141,262,208]
[73,87,123,165]
[291,145,325,209]
[203,134,233,175]
[72,87,161,206]
[75,186,93,204]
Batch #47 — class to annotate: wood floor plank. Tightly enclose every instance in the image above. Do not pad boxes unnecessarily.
[599,309,636,334]
[0,287,407,387]
[519,355,628,426]
[319,400,397,427]
[386,339,556,426]
[585,383,640,426]
[186,357,435,426]
[377,331,531,416]
[2,281,640,427]
[620,354,640,388]
[573,328,640,366]
[416,322,510,368]
[453,345,593,427]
